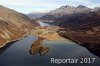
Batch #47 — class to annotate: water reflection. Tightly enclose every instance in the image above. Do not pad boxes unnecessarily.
[0,36,100,66]
[0,41,18,55]
[30,37,49,56]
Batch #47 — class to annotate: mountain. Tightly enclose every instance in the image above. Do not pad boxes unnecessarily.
[50,5,100,57]
[39,5,100,57]
[40,5,100,31]
[55,10,100,31]
[39,5,91,20]
[0,5,38,47]
[27,11,47,19]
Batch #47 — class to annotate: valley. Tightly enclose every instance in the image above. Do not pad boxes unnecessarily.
[0,4,100,66]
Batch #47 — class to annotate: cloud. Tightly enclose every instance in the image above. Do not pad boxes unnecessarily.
[0,0,100,8]
[0,0,64,13]
[0,0,100,13]
[69,0,100,8]
[0,0,60,8]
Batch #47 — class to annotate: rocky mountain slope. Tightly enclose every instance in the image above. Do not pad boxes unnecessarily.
[40,5,100,31]
[40,5,100,57]
[39,5,91,20]
[55,10,100,31]
[58,10,100,57]
[0,5,38,47]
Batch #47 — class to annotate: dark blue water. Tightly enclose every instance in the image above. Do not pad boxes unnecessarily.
[0,36,100,66]
[0,22,100,66]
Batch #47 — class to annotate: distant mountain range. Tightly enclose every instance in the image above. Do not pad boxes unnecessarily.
[0,5,38,47]
[39,5,100,30]
[39,5,91,20]
[27,11,47,19]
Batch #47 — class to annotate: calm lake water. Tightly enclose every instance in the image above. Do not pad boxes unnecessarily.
[38,22,51,26]
[0,22,100,66]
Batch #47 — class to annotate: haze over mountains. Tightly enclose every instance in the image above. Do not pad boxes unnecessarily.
[27,5,100,21]
[39,5,99,20]
[27,11,48,19]
[39,5,87,19]
[0,5,38,47]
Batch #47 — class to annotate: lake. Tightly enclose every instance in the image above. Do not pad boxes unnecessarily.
[0,22,100,66]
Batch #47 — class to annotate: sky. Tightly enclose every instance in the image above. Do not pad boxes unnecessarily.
[0,0,100,14]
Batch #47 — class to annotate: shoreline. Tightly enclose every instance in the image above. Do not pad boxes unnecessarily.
[0,34,29,48]
[59,32,100,57]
